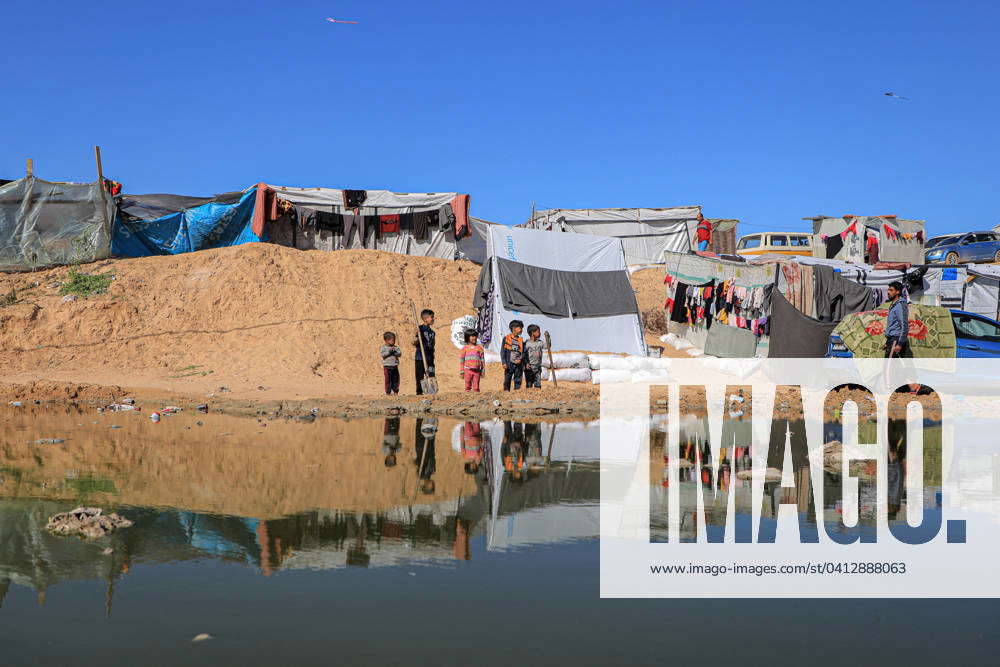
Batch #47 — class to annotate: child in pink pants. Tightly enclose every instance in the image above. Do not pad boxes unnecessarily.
[458,330,486,392]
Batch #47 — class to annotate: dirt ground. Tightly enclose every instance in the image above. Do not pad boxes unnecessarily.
[0,244,675,417]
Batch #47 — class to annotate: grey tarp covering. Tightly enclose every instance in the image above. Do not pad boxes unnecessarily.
[704,325,758,358]
[812,264,878,322]
[494,257,639,318]
[769,290,836,358]
[473,257,493,309]
[457,217,493,264]
[0,177,114,271]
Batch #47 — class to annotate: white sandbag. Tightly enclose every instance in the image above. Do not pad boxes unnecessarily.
[592,369,632,384]
[588,353,624,370]
[659,333,678,344]
[633,368,671,383]
[671,338,694,350]
[685,348,704,357]
[450,315,478,349]
[542,351,590,369]
[542,367,592,382]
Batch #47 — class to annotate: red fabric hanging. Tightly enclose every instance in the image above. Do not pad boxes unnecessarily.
[379,214,401,234]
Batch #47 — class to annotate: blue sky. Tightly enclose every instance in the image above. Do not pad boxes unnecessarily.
[3,0,997,236]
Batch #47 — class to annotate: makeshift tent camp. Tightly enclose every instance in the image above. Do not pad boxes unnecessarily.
[806,215,925,265]
[112,189,261,257]
[0,176,115,271]
[519,206,738,265]
[473,225,646,356]
[263,185,470,260]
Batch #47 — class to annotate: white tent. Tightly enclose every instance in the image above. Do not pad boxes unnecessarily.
[520,206,710,265]
[475,225,647,356]
[264,185,470,260]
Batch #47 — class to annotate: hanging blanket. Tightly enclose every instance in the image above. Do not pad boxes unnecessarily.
[833,304,956,358]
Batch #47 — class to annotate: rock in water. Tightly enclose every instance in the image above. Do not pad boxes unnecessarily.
[46,507,133,540]
[192,634,212,642]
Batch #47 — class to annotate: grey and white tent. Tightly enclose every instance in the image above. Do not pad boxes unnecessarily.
[265,185,470,260]
[473,225,647,356]
[519,206,736,265]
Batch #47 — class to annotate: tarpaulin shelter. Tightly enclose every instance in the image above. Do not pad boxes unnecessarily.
[473,225,646,356]
[264,185,471,260]
[519,206,738,266]
[112,188,261,257]
[456,217,497,264]
[806,215,925,265]
[0,176,114,271]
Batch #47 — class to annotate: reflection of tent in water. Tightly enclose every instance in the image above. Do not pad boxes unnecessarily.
[476,421,602,551]
[0,421,606,602]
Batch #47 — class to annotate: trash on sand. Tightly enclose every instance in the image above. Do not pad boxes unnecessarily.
[150,412,161,423]
[9,401,23,407]
[106,404,139,412]
[122,397,136,405]
[161,406,182,414]
[33,438,66,444]
[46,507,133,540]
[110,425,122,429]
[191,634,212,643]
[196,404,208,413]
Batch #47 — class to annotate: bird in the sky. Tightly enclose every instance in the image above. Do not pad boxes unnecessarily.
[326,17,358,25]
[884,92,910,101]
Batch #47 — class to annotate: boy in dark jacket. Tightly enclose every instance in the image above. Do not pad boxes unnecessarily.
[413,309,436,394]
[501,320,525,391]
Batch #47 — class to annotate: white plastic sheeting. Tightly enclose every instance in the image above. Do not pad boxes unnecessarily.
[521,207,701,265]
[481,226,647,356]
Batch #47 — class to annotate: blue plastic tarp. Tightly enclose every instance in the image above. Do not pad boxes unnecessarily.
[112,187,263,257]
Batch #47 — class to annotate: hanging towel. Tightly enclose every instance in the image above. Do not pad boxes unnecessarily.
[343,190,367,209]
[379,214,401,234]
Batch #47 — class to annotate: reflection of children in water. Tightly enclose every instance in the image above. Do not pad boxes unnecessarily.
[502,421,526,483]
[461,422,484,474]
[524,423,544,479]
[415,418,437,495]
[382,417,401,467]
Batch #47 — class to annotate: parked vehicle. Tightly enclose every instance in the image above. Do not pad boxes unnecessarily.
[924,232,1000,265]
[736,232,812,256]
[827,309,1000,357]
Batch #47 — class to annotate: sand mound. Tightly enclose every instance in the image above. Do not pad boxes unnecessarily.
[0,244,670,400]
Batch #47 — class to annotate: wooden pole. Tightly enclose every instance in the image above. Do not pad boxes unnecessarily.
[530,201,536,226]
[94,145,104,182]
[25,158,33,177]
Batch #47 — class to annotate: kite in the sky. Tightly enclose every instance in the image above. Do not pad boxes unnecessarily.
[884,92,910,100]
[326,17,358,24]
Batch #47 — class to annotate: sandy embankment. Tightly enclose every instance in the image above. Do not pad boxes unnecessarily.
[0,244,675,418]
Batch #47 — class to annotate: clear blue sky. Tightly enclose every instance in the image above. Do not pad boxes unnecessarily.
[3,0,997,236]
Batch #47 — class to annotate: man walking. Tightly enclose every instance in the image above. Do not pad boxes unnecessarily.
[885,281,910,358]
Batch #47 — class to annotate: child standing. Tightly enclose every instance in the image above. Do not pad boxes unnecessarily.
[458,329,486,392]
[501,320,525,391]
[413,309,436,395]
[523,324,545,389]
[380,331,401,395]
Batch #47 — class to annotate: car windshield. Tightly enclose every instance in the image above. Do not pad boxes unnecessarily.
[926,236,957,248]
[739,236,760,249]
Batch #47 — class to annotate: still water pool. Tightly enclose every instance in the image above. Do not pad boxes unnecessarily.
[1,406,997,665]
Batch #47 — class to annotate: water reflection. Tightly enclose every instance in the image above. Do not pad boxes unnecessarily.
[0,407,599,610]
[650,415,944,543]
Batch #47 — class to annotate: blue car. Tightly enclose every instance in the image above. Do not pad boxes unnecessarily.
[924,231,1000,265]
[828,309,1000,358]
